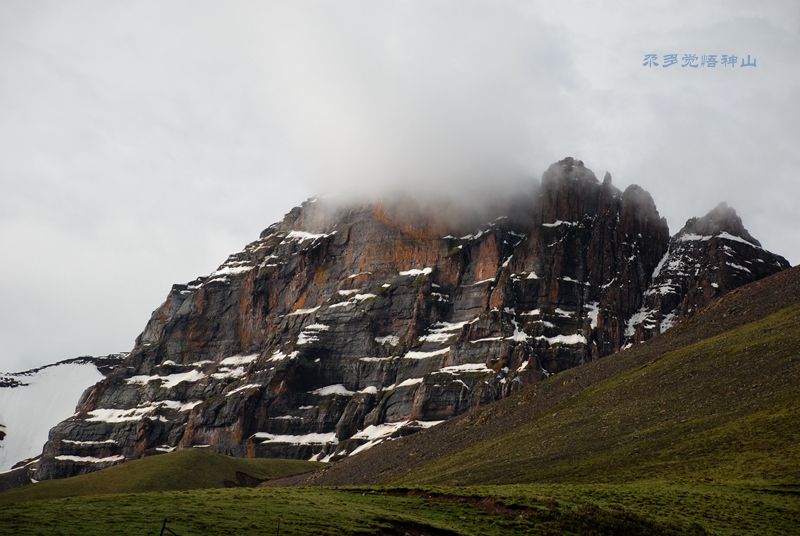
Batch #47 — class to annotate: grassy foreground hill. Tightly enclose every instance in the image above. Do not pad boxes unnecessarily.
[0,449,319,502]
[1,267,799,534]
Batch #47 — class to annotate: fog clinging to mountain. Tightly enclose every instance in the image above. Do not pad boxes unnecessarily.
[1,0,798,369]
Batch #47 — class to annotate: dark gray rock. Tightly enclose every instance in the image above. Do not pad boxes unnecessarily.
[626,203,790,343]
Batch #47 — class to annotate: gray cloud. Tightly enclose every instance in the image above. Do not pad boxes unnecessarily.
[1,1,798,370]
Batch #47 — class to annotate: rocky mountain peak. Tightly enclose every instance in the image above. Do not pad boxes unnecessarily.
[541,157,599,189]
[538,157,621,226]
[620,184,665,230]
[679,202,760,246]
[624,202,789,344]
[26,159,790,482]
[621,184,655,210]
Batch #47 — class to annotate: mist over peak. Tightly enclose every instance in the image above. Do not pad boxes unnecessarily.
[1,1,797,372]
[259,2,579,203]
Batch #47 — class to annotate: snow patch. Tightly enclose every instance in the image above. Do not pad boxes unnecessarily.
[54,455,125,464]
[403,348,450,360]
[60,439,117,446]
[717,232,761,249]
[536,334,587,345]
[678,233,712,242]
[282,230,335,243]
[311,384,354,396]
[351,421,406,441]
[625,307,654,337]
[418,319,474,343]
[585,302,600,329]
[268,350,299,362]
[437,363,494,374]
[660,312,677,332]
[374,335,400,346]
[651,251,670,279]
[469,337,503,343]
[297,323,330,345]
[727,262,752,273]
[226,384,262,396]
[287,306,320,316]
[219,354,259,367]
[337,289,360,296]
[210,367,246,380]
[253,432,337,445]
[645,284,678,297]
[209,265,253,278]
[388,377,424,389]
[328,301,355,309]
[399,267,433,277]
[507,318,529,342]
[125,369,206,389]
[85,399,200,423]
[349,420,443,456]
[0,361,104,470]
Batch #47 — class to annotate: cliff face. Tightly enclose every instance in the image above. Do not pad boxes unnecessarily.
[34,158,789,480]
[626,203,789,344]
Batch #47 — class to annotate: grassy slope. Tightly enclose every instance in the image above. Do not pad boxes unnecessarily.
[0,449,319,503]
[2,480,797,535]
[1,485,712,535]
[397,303,800,486]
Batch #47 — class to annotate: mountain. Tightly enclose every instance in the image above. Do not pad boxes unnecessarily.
[625,202,786,344]
[29,157,789,481]
[0,355,125,477]
[294,264,800,487]
[3,266,798,535]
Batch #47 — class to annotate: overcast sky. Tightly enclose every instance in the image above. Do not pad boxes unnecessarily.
[1,1,798,371]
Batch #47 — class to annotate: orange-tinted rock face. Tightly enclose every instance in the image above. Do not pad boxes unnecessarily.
[35,158,790,479]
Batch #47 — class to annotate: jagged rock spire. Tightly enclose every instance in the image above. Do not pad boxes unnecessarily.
[625,203,789,344]
[680,202,761,246]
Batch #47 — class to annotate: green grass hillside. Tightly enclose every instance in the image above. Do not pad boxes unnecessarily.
[0,449,318,504]
[396,303,800,486]
[3,482,743,535]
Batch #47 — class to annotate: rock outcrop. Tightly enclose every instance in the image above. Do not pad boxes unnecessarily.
[625,203,789,344]
[32,158,789,480]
